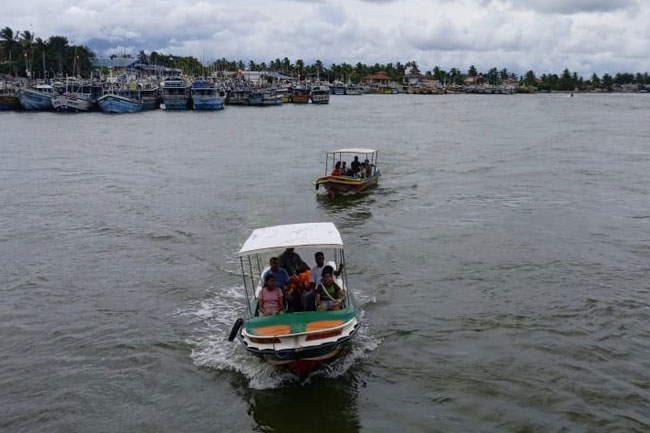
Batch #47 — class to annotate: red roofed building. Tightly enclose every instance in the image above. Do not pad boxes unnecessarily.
[364,71,391,84]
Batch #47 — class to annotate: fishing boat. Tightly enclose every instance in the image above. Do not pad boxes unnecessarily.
[97,90,144,114]
[262,89,283,106]
[310,84,330,104]
[191,80,225,110]
[226,87,250,105]
[51,80,101,113]
[331,81,346,95]
[345,83,363,95]
[0,81,21,110]
[276,86,291,103]
[140,83,161,110]
[16,84,58,111]
[315,148,381,194]
[161,77,191,110]
[229,222,360,376]
[290,84,310,103]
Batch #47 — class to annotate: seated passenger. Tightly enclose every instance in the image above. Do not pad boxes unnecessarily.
[258,275,284,316]
[331,161,343,176]
[278,248,310,277]
[316,271,345,311]
[356,163,366,178]
[364,159,373,177]
[342,161,348,175]
[261,257,289,291]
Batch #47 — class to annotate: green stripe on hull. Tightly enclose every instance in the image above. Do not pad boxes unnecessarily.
[243,308,356,335]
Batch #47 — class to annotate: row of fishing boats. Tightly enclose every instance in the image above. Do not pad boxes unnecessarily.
[0,78,335,113]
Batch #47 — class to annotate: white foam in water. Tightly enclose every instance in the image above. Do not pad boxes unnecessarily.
[177,285,381,389]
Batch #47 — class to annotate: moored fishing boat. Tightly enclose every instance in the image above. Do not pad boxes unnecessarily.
[16,84,58,111]
[97,92,144,114]
[191,80,225,110]
[229,222,360,376]
[0,81,21,110]
[161,77,191,110]
[140,83,160,110]
[276,86,291,103]
[51,78,102,113]
[345,83,363,95]
[315,148,381,194]
[290,84,310,103]
[310,84,330,104]
[331,81,346,95]
[227,87,250,105]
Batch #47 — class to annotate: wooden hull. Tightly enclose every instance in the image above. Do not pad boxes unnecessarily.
[291,94,310,103]
[315,174,379,194]
[0,95,20,110]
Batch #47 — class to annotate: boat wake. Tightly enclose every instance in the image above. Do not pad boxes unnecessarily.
[177,285,379,389]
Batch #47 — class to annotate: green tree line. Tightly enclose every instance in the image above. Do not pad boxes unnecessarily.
[1,26,94,78]
[4,25,650,90]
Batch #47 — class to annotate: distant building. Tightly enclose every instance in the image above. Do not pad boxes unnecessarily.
[90,58,181,77]
[403,66,425,86]
[363,71,391,85]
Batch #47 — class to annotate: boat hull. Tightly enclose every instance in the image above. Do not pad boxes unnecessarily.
[97,94,144,113]
[0,95,20,110]
[238,309,359,375]
[16,88,53,111]
[162,96,191,110]
[291,94,310,103]
[315,175,379,194]
[192,96,225,110]
[311,92,330,104]
[52,95,95,113]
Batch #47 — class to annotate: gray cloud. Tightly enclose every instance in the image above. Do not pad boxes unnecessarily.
[2,0,649,75]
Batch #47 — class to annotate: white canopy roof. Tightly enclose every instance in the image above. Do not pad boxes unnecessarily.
[330,148,377,154]
[239,222,343,256]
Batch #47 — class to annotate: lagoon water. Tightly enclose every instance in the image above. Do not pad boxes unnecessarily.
[1,94,650,432]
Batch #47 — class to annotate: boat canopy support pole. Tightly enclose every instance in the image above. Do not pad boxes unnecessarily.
[240,257,252,316]
[340,249,350,307]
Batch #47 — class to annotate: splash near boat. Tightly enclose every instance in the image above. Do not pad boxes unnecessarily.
[229,222,360,377]
[315,148,381,195]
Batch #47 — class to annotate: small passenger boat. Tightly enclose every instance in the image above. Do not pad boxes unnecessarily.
[345,83,363,95]
[315,148,381,194]
[229,222,360,377]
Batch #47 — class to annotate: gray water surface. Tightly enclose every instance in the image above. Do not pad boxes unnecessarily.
[1,94,650,432]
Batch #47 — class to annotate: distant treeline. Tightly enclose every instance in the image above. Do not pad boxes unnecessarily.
[0,27,94,78]
[2,25,649,91]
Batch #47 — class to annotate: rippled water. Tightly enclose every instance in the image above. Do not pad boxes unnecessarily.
[2,94,650,432]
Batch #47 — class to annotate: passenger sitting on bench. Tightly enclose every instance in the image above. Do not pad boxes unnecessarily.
[258,275,284,316]
[316,271,344,311]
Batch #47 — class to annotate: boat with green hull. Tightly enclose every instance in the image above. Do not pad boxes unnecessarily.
[230,222,360,376]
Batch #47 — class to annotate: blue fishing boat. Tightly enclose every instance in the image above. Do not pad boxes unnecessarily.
[191,80,225,110]
[97,93,144,114]
[161,77,191,110]
[16,84,58,111]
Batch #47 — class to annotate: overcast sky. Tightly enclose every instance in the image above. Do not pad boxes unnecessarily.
[4,0,650,75]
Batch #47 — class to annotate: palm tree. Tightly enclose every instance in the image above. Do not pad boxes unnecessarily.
[21,30,35,77]
[1,27,21,62]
